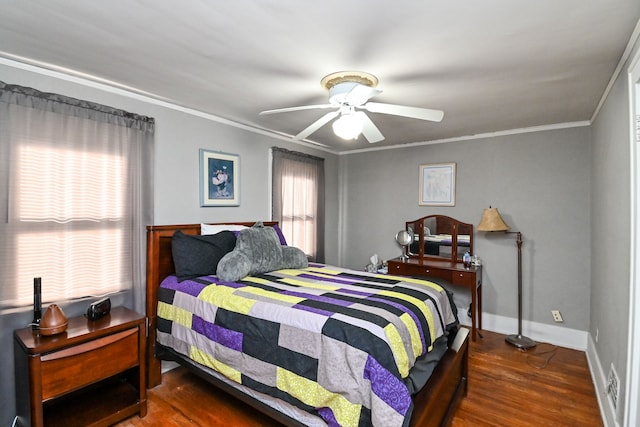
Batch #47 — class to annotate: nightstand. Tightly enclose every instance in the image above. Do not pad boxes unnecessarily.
[14,306,147,427]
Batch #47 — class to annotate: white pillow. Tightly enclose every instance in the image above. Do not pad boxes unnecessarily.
[201,223,249,235]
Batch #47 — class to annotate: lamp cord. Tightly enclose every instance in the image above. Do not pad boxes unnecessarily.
[519,344,558,369]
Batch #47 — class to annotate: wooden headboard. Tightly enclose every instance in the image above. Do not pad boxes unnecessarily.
[145,221,278,387]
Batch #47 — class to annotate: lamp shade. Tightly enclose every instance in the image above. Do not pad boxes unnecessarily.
[477,207,510,231]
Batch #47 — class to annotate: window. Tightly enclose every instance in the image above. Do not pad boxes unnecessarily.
[0,81,153,309]
[271,147,324,262]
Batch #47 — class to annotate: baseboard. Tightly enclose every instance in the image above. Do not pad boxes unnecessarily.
[586,334,619,427]
[161,360,180,373]
[460,312,588,350]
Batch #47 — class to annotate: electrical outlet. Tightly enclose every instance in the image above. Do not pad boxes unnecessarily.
[551,310,563,322]
[607,364,620,409]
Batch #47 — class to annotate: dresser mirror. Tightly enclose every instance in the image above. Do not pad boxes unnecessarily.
[406,215,473,263]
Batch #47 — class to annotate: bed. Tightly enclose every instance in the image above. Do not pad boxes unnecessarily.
[145,221,469,427]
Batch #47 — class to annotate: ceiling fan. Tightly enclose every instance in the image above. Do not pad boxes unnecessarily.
[260,71,444,143]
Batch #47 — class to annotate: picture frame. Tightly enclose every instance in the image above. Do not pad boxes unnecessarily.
[199,149,239,206]
[419,162,456,206]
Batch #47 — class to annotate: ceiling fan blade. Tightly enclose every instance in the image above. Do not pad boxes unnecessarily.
[260,104,333,115]
[294,110,340,140]
[345,84,382,106]
[363,102,444,122]
[356,112,384,143]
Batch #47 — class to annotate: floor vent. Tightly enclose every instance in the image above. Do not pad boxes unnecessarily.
[607,363,620,410]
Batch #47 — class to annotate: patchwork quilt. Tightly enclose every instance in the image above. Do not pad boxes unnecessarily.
[156,263,458,427]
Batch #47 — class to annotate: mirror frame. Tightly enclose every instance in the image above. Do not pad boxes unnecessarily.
[405,214,474,264]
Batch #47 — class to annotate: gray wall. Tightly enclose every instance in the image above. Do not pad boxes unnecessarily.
[590,34,640,424]
[0,62,340,425]
[340,128,591,330]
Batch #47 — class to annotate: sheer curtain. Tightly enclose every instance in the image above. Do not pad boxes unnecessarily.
[272,147,325,262]
[0,81,154,313]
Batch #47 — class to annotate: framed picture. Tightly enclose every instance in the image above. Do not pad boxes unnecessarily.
[419,163,456,206]
[199,149,239,206]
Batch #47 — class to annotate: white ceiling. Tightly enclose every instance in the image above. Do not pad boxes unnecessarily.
[1,1,639,153]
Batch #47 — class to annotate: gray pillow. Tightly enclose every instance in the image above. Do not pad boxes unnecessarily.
[217,222,307,282]
[217,223,281,281]
[216,250,252,282]
[282,246,308,269]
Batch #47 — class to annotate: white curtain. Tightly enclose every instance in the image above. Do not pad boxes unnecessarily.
[272,147,324,262]
[0,81,154,313]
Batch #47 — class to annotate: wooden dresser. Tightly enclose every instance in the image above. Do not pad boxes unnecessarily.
[388,257,482,341]
[14,306,147,427]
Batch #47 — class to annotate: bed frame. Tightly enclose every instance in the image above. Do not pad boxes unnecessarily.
[145,222,469,427]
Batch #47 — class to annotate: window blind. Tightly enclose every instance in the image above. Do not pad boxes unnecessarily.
[0,81,153,310]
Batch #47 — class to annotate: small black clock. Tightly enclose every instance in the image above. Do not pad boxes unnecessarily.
[86,297,111,321]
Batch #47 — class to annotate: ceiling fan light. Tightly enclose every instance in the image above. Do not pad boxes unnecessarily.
[332,113,363,140]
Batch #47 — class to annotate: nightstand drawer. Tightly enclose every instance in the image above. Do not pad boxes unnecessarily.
[452,271,475,287]
[41,328,139,400]
[416,267,451,282]
[388,262,408,275]
[388,261,452,281]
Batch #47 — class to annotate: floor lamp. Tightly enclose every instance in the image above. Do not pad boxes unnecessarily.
[477,207,536,349]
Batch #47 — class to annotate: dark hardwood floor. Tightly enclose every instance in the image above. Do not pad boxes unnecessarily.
[116,330,602,427]
[451,330,602,427]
